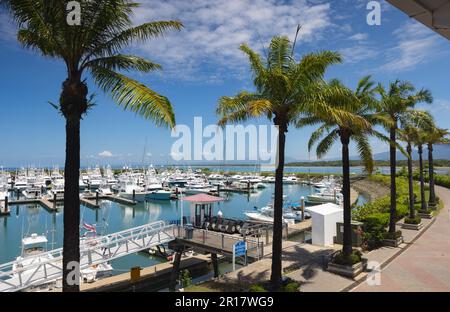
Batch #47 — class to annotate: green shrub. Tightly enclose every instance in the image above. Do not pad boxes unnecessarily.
[249,284,268,292]
[332,250,362,266]
[180,269,192,288]
[404,216,421,225]
[282,282,300,292]
[360,213,389,250]
[383,230,402,240]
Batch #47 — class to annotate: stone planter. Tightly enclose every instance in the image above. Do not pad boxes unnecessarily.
[327,258,366,278]
[401,222,423,231]
[382,236,403,247]
[418,212,433,219]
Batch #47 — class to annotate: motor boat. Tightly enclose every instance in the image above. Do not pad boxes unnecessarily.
[283,176,299,184]
[47,184,65,200]
[118,180,147,202]
[22,187,42,199]
[12,233,55,277]
[307,188,343,203]
[98,184,113,196]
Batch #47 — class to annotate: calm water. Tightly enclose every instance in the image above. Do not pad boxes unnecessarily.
[0,184,315,272]
[193,166,450,175]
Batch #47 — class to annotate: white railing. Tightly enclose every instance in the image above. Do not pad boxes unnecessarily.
[0,221,176,292]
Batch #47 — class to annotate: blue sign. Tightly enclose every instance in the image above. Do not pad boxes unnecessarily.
[234,241,246,257]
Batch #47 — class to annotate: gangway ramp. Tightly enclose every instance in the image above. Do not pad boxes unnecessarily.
[0,221,176,292]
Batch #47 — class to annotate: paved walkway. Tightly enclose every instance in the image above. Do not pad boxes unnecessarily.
[352,185,450,292]
[191,186,449,292]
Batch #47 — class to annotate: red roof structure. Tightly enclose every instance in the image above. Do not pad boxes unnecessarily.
[182,194,224,203]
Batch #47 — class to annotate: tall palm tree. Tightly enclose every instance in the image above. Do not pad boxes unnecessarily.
[4,0,182,291]
[415,132,428,211]
[299,77,389,258]
[424,126,450,207]
[376,81,432,233]
[398,111,433,218]
[217,36,356,289]
[398,125,419,218]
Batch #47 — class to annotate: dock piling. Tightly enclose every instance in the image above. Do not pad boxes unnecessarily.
[301,196,305,220]
[53,193,57,209]
[95,191,99,206]
[169,251,182,292]
[4,196,8,213]
[211,253,219,278]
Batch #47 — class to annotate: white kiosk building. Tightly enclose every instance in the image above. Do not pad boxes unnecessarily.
[306,203,343,247]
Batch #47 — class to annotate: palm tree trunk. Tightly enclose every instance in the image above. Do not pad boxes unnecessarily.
[340,131,352,258]
[270,120,286,291]
[60,77,87,292]
[418,145,426,211]
[388,126,397,233]
[407,143,415,218]
[428,143,436,207]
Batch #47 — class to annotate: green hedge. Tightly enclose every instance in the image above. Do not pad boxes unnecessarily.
[398,171,450,189]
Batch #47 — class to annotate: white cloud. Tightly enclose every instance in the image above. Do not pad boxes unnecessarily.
[98,151,114,158]
[131,0,333,82]
[348,33,368,41]
[340,45,378,64]
[381,22,444,72]
[0,11,17,42]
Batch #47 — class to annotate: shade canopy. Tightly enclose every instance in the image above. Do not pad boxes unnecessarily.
[182,193,224,203]
[387,0,450,39]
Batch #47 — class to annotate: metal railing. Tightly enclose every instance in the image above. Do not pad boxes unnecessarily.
[0,221,176,292]
[176,226,264,260]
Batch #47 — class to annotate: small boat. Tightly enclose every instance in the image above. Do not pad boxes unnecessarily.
[47,184,65,200]
[81,263,113,283]
[22,187,42,199]
[147,189,171,200]
[98,185,113,196]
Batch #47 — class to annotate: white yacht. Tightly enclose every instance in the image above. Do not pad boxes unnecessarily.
[13,234,55,276]
[118,180,147,202]
[307,187,343,204]
[88,166,103,189]
[47,183,65,200]
[50,167,65,188]
[283,175,299,184]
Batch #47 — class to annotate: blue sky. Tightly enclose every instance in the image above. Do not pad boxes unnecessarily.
[0,0,449,167]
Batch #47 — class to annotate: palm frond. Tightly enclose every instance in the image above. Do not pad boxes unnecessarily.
[90,65,175,128]
[315,129,339,159]
[84,54,162,72]
[353,134,374,174]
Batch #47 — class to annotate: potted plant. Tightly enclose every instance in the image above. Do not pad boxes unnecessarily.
[382,230,403,247]
[327,250,367,278]
[401,216,423,230]
[417,209,433,219]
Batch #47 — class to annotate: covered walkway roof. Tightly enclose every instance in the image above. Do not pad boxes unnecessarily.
[387,0,450,40]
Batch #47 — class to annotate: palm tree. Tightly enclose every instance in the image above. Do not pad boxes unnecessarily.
[299,77,389,258]
[398,111,434,219]
[424,126,450,207]
[4,0,182,291]
[376,81,432,233]
[216,36,356,289]
[398,126,417,219]
[414,132,428,211]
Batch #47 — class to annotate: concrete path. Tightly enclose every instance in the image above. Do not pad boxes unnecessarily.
[352,185,450,292]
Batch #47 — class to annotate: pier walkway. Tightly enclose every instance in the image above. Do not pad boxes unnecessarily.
[0,221,176,292]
